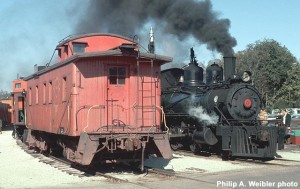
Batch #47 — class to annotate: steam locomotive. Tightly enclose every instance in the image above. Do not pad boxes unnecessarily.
[161,48,277,159]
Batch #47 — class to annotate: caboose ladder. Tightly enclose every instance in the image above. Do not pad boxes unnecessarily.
[136,58,157,129]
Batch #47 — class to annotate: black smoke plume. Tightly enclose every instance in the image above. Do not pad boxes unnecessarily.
[75,0,236,56]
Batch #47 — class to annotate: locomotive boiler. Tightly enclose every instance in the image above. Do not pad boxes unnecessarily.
[161,48,277,159]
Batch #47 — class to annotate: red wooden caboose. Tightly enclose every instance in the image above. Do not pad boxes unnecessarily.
[24,33,172,169]
[11,79,27,138]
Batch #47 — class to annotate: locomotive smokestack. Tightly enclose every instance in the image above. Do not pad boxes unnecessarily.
[223,56,236,81]
[148,27,155,53]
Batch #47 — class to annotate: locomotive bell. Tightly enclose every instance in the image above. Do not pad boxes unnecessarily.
[183,48,204,86]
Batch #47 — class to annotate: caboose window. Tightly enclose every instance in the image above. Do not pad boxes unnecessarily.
[36,85,39,104]
[15,83,21,88]
[62,77,67,102]
[73,42,87,54]
[64,45,68,55]
[43,83,46,104]
[49,81,53,104]
[58,49,61,58]
[29,87,32,106]
[109,67,126,85]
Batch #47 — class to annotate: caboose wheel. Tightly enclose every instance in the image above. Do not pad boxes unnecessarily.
[129,161,141,171]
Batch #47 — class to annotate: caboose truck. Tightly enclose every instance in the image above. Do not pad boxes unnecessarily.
[22,33,172,171]
[161,48,277,159]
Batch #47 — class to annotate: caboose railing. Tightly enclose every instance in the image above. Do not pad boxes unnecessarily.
[76,104,165,133]
[76,105,106,132]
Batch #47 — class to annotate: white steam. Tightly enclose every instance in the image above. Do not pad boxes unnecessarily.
[188,106,218,125]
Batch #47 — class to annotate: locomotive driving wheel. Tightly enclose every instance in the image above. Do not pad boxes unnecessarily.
[221,150,235,161]
[170,141,183,151]
[189,143,200,153]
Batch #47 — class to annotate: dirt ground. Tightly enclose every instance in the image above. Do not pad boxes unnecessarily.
[1,130,299,189]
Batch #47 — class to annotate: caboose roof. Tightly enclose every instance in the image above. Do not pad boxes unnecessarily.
[24,49,172,81]
[56,33,136,48]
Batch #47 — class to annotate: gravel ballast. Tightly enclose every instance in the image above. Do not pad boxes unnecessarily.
[1,130,299,189]
[0,131,106,189]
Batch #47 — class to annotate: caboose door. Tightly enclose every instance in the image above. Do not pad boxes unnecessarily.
[106,65,129,128]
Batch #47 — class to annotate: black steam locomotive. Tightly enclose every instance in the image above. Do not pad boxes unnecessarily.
[161,48,277,159]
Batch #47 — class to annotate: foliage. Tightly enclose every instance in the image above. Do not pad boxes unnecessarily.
[235,39,298,110]
[275,63,300,108]
[0,90,10,100]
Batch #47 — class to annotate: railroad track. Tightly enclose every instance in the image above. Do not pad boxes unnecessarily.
[15,140,176,188]
[17,140,133,180]
[173,150,219,159]
[145,166,218,187]
[173,149,300,167]
[17,140,87,177]
[16,140,221,188]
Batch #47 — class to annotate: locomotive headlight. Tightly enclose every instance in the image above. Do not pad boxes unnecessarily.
[243,98,252,109]
[242,71,251,82]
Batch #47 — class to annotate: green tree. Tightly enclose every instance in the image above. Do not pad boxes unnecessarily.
[0,90,10,100]
[235,39,297,110]
[275,63,300,108]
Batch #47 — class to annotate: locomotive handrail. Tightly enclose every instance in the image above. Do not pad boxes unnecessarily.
[163,86,206,94]
[164,95,191,111]
[214,104,231,126]
[162,89,193,95]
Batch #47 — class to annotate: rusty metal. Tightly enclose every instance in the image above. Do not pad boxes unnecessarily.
[75,132,98,165]
[153,134,173,159]
[140,141,146,172]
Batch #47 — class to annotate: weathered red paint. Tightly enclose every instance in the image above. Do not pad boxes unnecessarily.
[11,79,27,126]
[57,33,138,62]
[23,33,173,165]
[25,34,170,136]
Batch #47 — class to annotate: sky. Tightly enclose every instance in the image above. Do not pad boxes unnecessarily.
[0,0,300,92]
